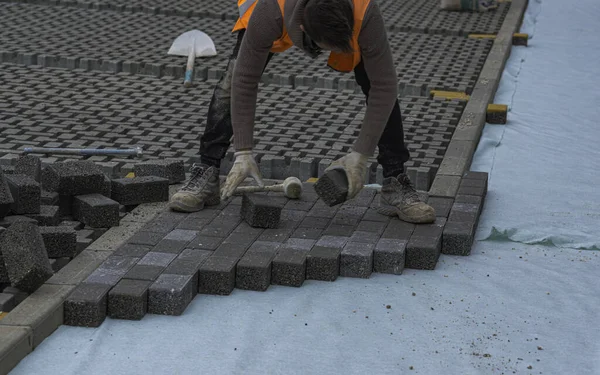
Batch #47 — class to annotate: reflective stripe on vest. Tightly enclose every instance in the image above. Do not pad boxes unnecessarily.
[232,0,371,71]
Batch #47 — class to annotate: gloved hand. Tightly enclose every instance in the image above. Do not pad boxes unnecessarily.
[325,150,369,199]
[220,150,264,200]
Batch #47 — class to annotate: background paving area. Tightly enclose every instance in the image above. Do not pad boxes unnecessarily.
[0,65,467,188]
[0,3,494,93]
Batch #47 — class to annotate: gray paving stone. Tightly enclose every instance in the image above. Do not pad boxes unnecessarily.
[63,282,112,327]
[271,249,306,287]
[108,279,152,320]
[0,222,53,293]
[340,242,374,279]
[5,174,41,214]
[283,238,316,251]
[349,231,380,245]
[137,252,176,267]
[442,221,476,256]
[241,194,283,229]
[290,227,323,240]
[148,274,195,316]
[111,176,169,205]
[41,161,105,195]
[382,220,415,240]
[247,241,281,255]
[315,235,350,249]
[73,194,120,228]
[0,171,15,219]
[25,205,60,226]
[39,226,77,258]
[322,224,355,237]
[187,234,223,250]
[40,190,58,206]
[134,159,185,184]
[374,238,406,275]
[127,231,164,246]
[405,218,446,270]
[314,169,348,206]
[2,286,29,306]
[236,251,275,291]
[213,243,248,259]
[306,246,341,281]
[124,264,164,281]
[298,216,331,229]
[427,197,455,218]
[14,155,41,182]
[448,203,480,223]
[198,256,238,295]
[152,238,189,254]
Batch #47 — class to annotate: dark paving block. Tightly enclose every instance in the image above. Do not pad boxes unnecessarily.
[0,292,16,312]
[40,190,59,206]
[0,222,52,293]
[63,283,112,327]
[322,224,355,237]
[291,227,323,240]
[340,242,374,279]
[442,221,475,256]
[5,174,41,214]
[405,218,446,270]
[247,241,281,255]
[58,195,73,217]
[113,243,152,258]
[0,215,36,228]
[42,161,105,195]
[138,252,176,268]
[124,264,164,281]
[198,256,238,295]
[257,227,294,242]
[25,205,60,226]
[349,231,380,244]
[457,184,486,198]
[134,159,185,184]
[152,238,189,254]
[164,252,210,293]
[382,220,415,240]
[73,194,120,228]
[283,238,316,251]
[315,235,350,249]
[213,243,249,259]
[127,231,164,246]
[427,197,455,218]
[306,246,341,281]
[39,226,77,258]
[448,203,480,223]
[85,255,139,286]
[236,251,275,291]
[187,234,223,250]
[374,238,406,275]
[59,220,84,231]
[178,249,213,264]
[314,169,348,206]
[463,171,489,181]
[0,243,9,283]
[148,274,195,316]
[0,170,15,219]
[15,155,41,182]
[108,279,152,320]
[111,176,169,205]
[271,249,306,287]
[298,216,330,229]
[355,220,387,234]
[241,194,283,229]
[344,188,376,207]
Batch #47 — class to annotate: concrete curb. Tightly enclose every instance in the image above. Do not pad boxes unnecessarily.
[429,0,528,197]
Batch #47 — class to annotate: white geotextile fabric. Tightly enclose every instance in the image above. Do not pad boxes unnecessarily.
[10,1,600,374]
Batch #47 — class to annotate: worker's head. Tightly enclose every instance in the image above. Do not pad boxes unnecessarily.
[301,0,354,53]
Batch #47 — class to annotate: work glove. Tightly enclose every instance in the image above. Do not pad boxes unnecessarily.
[221,150,264,200]
[325,151,369,199]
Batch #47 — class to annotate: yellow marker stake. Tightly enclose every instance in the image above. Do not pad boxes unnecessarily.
[430,90,471,101]
[306,177,319,183]
[125,172,135,178]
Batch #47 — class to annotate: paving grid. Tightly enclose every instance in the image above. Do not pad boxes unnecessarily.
[0,65,466,187]
[0,3,493,95]
[0,0,510,37]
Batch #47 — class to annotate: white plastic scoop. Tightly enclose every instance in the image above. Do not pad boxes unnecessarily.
[168,30,217,87]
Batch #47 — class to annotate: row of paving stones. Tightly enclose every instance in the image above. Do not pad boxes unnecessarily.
[0,2,494,93]
[0,0,510,37]
[63,171,488,326]
[0,65,467,190]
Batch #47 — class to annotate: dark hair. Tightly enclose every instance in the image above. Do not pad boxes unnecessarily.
[303,0,354,53]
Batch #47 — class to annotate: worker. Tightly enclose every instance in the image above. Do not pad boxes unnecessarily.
[169,0,436,224]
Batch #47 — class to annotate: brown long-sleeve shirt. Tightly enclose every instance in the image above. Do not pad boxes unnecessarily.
[231,0,398,156]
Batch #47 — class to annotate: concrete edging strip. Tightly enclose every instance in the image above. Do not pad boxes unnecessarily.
[430,0,529,197]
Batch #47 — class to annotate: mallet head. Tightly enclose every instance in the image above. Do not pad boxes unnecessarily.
[282,177,302,199]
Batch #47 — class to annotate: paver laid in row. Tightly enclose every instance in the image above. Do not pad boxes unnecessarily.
[0,2,493,93]
[62,171,489,326]
[0,65,466,189]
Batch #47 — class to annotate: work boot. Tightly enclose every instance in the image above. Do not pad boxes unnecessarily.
[169,164,220,212]
[377,173,436,224]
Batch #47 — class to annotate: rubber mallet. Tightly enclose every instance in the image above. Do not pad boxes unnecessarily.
[234,177,303,199]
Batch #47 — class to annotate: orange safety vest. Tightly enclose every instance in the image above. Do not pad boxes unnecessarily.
[232,0,370,72]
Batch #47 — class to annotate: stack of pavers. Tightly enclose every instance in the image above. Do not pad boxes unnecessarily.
[62,169,488,326]
[0,156,177,313]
